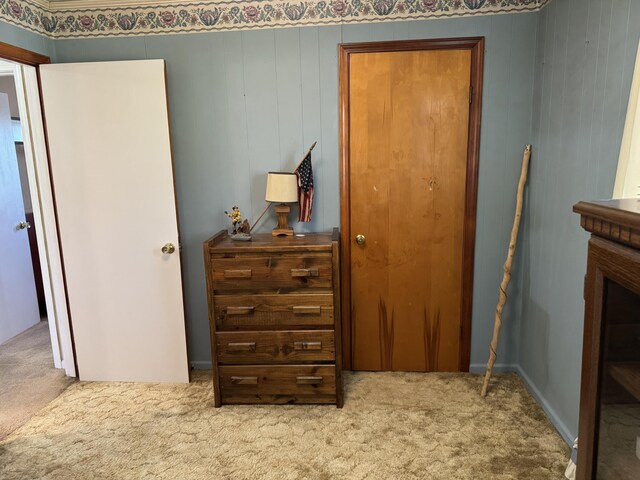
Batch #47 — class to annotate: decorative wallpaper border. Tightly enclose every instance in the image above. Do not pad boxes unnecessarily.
[0,0,551,39]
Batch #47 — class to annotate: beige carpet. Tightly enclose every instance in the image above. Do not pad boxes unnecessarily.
[0,321,74,440]
[0,370,568,479]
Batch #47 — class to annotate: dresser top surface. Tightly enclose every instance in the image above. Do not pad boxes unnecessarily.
[205,229,338,253]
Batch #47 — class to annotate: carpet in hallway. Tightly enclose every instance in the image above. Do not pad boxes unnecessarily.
[0,321,74,440]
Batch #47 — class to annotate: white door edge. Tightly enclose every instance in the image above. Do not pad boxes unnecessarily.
[14,64,76,377]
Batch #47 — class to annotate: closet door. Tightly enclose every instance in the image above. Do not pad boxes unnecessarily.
[40,60,188,383]
[341,40,483,372]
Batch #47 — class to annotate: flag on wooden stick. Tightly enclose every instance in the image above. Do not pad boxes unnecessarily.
[295,151,314,222]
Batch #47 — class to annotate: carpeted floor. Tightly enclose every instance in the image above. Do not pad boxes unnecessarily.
[0,321,74,440]
[0,370,568,479]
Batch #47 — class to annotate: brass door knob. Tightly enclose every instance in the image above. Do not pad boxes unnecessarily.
[161,243,176,254]
[355,234,366,245]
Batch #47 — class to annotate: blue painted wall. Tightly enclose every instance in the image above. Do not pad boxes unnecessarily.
[48,14,539,369]
[517,0,640,443]
[0,21,55,59]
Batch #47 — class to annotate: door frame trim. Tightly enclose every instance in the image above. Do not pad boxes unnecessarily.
[0,41,77,377]
[338,37,485,371]
[0,41,50,67]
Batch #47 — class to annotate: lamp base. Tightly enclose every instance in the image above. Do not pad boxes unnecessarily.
[272,228,294,236]
[272,204,294,236]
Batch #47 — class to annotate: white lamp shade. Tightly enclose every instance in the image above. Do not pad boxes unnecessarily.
[265,172,298,203]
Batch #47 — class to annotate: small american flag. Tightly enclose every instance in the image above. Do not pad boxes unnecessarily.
[294,151,314,222]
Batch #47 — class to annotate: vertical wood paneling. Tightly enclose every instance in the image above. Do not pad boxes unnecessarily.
[370,22,396,41]
[541,0,568,385]
[580,0,603,194]
[222,32,252,225]
[52,36,86,62]
[274,27,304,171]
[502,13,538,356]
[588,1,613,195]
[341,24,373,43]
[520,0,640,443]
[74,37,147,61]
[209,33,234,230]
[552,0,589,368]
[242,30,281,224]
[407,16,456,39]
[299,27,325,233]
[596,0,631,195]
[318,25,342,231]
[51,14,539,371]
[472,14,512,363]
[454,15,491,38]
[0,20,56,60]
[392,22,410,40]
[196,33,235,362]
[621,2,640,124]
[564,0,590,206]
[530,2,556,306]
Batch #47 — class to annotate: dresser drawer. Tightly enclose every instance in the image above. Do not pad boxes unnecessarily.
[219,365,336,404]
[217,330,335,364]
[214,294,334,328]
[210,255,332,292]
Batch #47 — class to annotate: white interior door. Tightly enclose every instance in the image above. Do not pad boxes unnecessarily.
[40,60,188,383]
[0,92,40,344]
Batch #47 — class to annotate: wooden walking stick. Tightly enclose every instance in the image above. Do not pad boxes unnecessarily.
[481,144,532,397]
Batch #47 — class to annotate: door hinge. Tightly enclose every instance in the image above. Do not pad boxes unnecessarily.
[469,85,473,104]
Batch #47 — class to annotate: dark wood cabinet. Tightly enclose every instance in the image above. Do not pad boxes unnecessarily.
[203,228,343,407]
[574,199,640,480]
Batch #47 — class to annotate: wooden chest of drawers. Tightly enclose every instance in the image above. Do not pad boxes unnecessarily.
[203,228,343,407]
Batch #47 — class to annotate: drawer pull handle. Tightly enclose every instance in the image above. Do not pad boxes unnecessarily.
[231,376,258,385]
[291,268,319,278]
[296,376,323,385]
[226,306,255,315]
[224,269,252,278]
[294,341,322,351]
[292,305,321,315]
[227,342,256,352]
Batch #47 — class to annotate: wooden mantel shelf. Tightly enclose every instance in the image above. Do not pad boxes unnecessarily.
[573,199,640,249]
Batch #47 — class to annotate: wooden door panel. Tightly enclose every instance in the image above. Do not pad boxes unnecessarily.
[350,49,471,372]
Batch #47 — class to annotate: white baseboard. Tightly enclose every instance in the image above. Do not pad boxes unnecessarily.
[190,361,213,370]
[468,363,518,374]
[515,365,574,446]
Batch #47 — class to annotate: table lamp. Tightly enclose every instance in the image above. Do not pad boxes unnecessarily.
[265,172,298,236]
